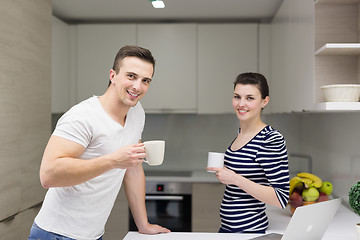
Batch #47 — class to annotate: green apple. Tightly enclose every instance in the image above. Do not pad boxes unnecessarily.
[302,187,319,202]
[318,181,333,196]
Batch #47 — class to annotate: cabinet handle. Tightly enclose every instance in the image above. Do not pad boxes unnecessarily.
[145,195,183,201]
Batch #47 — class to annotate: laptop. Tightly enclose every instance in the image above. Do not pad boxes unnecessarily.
[250,198,342,240]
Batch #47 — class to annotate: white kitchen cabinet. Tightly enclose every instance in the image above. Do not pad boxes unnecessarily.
[197,24,258,114]
[192,183,225,232]
[52,17,72,113]
[314,0,360,111]
[57,23,261,114]
[76,24,137,103]
[270,0,360,113]
[270,0,314,113]
[137,24,197,113]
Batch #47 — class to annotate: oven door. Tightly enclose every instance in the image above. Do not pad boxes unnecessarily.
[129,194,192,232]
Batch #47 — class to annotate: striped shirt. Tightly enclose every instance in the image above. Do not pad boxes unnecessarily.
[220,125,289,233]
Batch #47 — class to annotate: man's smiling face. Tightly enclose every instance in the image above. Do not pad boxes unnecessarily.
[110,56,154,108]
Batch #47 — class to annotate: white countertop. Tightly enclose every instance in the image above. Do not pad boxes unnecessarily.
[123,232,261,240]
[145,170,220,183]
[123,204,359,240]
[267,203,359,240]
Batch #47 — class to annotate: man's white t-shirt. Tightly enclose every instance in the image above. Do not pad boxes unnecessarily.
[35,96,145,240]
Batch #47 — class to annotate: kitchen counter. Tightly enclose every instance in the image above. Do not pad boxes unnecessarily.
[268,203,359,240]
[124,203,359,240]
[145,170,220,183]
[124,232,261,240]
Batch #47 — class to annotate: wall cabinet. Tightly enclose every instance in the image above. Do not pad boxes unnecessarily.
[192,183,225,232]
[197,24,258,114]
[270,0,314,113]
[271,0,360,113]
[314,0,360,111]
[76,24,137,103]
[52,17,73,113]
[53,22,260,114]
[137,24,197,113]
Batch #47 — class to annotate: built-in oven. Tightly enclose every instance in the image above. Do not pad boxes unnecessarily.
[129,173,192,232]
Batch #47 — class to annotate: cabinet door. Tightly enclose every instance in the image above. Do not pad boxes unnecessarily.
[76,24,137,103]
[270,0,314,113]
[52,17,71,113]
[137,24,197,113]
[103,187,128,239]
[192,183,225,232]
[197,24,258,114]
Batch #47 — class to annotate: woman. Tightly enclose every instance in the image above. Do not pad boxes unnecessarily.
[207,72,289,234]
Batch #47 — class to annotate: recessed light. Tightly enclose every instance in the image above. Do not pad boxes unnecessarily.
[151,0,165,8]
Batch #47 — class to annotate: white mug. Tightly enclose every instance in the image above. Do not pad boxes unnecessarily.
[143,140,165,166]
[207,152,224,172]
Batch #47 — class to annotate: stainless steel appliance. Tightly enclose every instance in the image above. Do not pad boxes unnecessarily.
[129,171,192,232]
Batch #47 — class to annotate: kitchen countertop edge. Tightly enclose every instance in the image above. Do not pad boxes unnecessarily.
[144,170,220,183]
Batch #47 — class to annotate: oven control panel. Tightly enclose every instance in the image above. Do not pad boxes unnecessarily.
[146,182,192,194]
[156,184,164,192]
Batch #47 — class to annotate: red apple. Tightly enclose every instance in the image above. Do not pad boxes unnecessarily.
[289,192,303,208]
[317,192,330,202]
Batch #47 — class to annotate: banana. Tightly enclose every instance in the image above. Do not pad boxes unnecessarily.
[289,176,301,194]
[289,176,308,194]
[299,177,313,188]
[297,172,322,188]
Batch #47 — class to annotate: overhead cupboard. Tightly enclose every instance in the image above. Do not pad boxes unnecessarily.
[52,21,258,114]
[136,24,198,113]
[139,23,258,114]
[270,0,360,113]
[314,0,360,111]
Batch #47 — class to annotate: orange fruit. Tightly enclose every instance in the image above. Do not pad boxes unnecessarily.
[290,206,296,215]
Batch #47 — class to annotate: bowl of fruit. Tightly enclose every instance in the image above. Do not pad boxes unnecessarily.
[289,172,333,215]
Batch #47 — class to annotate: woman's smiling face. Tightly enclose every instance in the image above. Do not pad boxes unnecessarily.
[232,84,269,122]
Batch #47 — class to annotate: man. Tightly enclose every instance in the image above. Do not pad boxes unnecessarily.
[28,46,170,240]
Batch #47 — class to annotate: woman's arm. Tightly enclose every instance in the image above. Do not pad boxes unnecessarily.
[210,167,282,208]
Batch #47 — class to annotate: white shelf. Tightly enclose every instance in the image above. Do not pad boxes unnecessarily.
[316,0,360,4]
[315,43,360,56]
[314,102,360,111]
